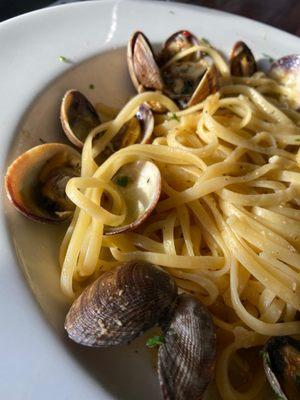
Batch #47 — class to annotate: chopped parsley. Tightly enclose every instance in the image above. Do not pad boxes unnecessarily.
[200,37,209,45]
[89,84,95,90]
[146,335,165,348]
[116,176,129,187]
[262,53,275,63]
[169,112,180,122]
[58,55,72,64]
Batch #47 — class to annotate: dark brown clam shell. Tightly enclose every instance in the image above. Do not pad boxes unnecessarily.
[158,294,216,400]
[263,336,300,400]
[230,41,257,77]
[65,261,177,347]
[61,90,100,148]
[127,31,164,92]
[159,30,201,65]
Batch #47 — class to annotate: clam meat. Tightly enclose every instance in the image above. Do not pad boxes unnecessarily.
[263,336,300,400]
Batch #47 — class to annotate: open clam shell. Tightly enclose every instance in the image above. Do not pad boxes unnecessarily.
[99,104,154,162]
[105,160,161,235]
[112,104,154,149]
[263,336,300,400]
[187,64,219,107]
[127,31,164,93]
[65,261,178,347]
[159,30,201,65]
[230,41,257,77]
[269,55,300,108]
[5,143,81,223]
[158,294,216,400]
[61,89,100,148]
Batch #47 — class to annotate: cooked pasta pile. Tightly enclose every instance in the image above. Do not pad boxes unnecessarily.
[59,44,300,399]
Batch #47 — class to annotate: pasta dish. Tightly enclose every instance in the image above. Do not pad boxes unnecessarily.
[5,31,300,400]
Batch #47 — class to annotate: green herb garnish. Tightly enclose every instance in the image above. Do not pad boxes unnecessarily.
[58,55,73,64]
[169,112,179,122]
[116,176,129,187]
[58,55,68,63]
[89,84,95,90]
[295,374,300,387]
[262,53,275,63]
[200,37,209,45]
[146,335,165,348]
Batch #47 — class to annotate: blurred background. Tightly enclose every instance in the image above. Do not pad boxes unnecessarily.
[0,0,299,36]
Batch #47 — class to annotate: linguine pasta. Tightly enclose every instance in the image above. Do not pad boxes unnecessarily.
[59,44,300,399]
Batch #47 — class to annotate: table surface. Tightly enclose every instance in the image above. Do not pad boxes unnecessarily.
[0,0,300,37]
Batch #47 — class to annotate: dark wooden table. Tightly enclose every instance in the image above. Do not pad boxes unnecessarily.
[0,0,300,37]
[172,0,300,36]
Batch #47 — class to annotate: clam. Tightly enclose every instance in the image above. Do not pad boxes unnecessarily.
[161,31,217,108]
[65,261,178,347]
[263,336,300,400]
[127,31,218,110]
[230,41,257,77]
[159,30,201,65]
[5,143,81,223]
[98,104,154,162]
[105,159,161,235]
[61,89,100,148]
[158,293,216,400]
[269,55,300,108]
[127,31,164,93]
[187,64,219,107]
[110,104,154,151]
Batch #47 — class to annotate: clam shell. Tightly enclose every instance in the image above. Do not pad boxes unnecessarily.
[159,30,201,65]
[65,261,178,347]
[158,294,216,400]
[188,64,219,107]
[98,105,154,162]
[5,143,81,223]
[230,41,257,77]
[61,90,100,148]
[105,160,161,235]
[263,336,300,400]
[269,55,300,108]
[127,31,164,92]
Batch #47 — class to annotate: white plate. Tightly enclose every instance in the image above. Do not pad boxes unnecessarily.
[1,1,299,399]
